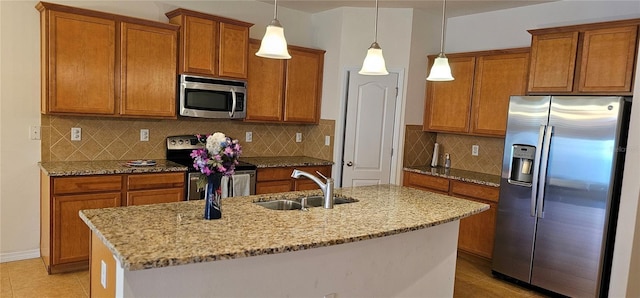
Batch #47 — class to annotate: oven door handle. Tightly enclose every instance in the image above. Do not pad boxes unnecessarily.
[229,88,237,118]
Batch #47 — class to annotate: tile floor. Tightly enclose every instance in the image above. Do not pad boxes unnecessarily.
[1,253,549,297]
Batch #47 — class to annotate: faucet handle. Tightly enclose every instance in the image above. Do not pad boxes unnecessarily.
[315,171,329,180]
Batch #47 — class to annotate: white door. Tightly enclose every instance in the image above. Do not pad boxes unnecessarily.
[342,72,399,187]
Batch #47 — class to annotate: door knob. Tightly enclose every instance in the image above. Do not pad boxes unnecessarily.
[346,161,353,167]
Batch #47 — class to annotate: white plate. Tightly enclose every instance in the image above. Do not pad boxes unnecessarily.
[126,160,157,166]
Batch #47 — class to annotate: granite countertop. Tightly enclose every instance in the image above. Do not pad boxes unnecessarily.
[241,156,334,168]
[80,184,489,271]
[404,165,501,187]
[39,160,188,176]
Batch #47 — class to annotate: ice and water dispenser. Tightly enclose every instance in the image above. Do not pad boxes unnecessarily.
[508,144,535,186]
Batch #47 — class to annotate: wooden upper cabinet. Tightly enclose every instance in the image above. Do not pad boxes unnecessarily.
[246,40,285,122]
[424,56,476,133]
[471,52,529,136]
[284,46,324,123]
[166,9,253,79]
[120,22,177,118]
[528,32,579,93]
[246,39,325,124]
[528,19,639,95]
[578,25,638,93]
[37,2,179,118]
[38,8,116,115]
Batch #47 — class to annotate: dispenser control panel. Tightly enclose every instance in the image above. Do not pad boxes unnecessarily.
[508,144,536,186]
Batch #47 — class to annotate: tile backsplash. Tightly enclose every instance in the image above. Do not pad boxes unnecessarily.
[41,115,334,162]
[403,125,504,176]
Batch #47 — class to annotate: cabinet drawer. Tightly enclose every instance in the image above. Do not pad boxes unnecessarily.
[256,180,293,194]
[127,172,184,191]
[257,167,294,182]
[53,175,122,195]
[403,172,450,193]
[126,188,184,206]
[450,180,499,202]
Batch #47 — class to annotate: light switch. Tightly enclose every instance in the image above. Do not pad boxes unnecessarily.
[30,126,41,140]
[296,132,302,143]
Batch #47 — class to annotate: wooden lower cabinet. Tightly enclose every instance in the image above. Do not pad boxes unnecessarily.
[41,171,186,273]
[256,165,332,195]
[53,193,121,267]
[403,171,499,259]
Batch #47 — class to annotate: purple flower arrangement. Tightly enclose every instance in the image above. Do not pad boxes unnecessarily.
[190,132,242,189]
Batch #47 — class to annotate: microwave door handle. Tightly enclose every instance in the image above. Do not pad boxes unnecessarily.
[229,88,237,117]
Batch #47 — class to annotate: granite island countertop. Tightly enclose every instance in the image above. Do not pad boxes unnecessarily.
[80,184,488,271]
[241,156,333,168]
[404,165,501,187]
[39,160,188,176]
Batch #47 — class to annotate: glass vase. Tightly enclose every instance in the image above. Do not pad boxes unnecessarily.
[204,173,223,220]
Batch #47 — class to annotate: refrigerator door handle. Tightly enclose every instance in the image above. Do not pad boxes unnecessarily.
[536,125,554,219]
[530,125,547,217]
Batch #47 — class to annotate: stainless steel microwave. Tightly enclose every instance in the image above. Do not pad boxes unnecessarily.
[178,74,246,119]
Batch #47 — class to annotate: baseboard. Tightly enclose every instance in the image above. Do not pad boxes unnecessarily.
[0,249,40,263]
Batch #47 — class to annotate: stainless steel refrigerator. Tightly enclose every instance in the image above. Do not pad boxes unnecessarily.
[492,96,632,297]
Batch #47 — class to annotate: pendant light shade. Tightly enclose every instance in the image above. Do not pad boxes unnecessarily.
[427,0,454,81]
[256,0,291,59]
[359,0,389,75]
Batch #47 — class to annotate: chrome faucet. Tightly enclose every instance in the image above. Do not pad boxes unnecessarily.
[291,169,335,209]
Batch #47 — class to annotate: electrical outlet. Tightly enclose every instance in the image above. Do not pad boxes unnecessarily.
[296,132,302,143]
[140,129,149,141]
[100,260,107,288]
[71,127,81,141]
[30,126,41,140]
[245,131,253,142]
[472,145,479,156]
[324,135,331,146]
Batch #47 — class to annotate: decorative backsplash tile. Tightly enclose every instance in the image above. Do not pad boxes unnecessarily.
[41,115,335,162]
[403,125,436,167]
[402,125,504,176]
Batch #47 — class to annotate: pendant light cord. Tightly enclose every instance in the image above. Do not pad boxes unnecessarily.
[439,0,447,54]
[273,0,278,20]
[374,0,379,43]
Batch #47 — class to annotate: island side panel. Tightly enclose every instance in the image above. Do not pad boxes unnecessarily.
[120,221,460,297]
[90,232,116,297]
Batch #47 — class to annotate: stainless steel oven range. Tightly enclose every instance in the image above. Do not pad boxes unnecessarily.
[166,135,256,200]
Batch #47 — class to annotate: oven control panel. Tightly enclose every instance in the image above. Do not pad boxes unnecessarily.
[166,135,203,150]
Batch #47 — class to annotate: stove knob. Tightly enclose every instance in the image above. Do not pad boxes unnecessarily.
[170,140,176,145]
[178,140,184,145]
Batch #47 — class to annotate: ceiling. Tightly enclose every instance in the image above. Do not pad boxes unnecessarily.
[262,0,559,17]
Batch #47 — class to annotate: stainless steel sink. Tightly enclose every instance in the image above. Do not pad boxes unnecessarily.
[254,195,358,210]
[254,200,302,210]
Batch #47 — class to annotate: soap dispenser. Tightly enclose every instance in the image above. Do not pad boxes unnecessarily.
[444,153,451,169]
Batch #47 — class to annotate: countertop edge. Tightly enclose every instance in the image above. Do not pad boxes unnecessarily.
[403,167,500,188]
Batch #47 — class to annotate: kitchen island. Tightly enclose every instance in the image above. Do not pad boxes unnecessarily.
[80,184,488,297]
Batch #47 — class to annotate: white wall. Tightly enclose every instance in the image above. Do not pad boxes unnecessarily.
[446,2,640,296]
[0,0,314,261]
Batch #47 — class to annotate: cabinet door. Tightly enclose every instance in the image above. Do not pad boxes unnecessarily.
[528,32,579,93]
[126,188,184,206]
[246,40,285,122]
[53,193,120,265]
[284,47,324,124]
[256,180,293,195]
[423,56,475,133]
[181,16,217,76]
[120,22,177,118]
[578,25,638,93]
[471,52,529,136]
[44,11,116,115]
[218,22,249,79]
[458,199,497,259]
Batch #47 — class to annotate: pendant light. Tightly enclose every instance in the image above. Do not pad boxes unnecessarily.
[256,0,291,59]
[359,0,389,75]
[427,0,454,81]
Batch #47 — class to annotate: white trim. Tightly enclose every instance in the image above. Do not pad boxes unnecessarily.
[0,249,40,263]
[335,67,406,187]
